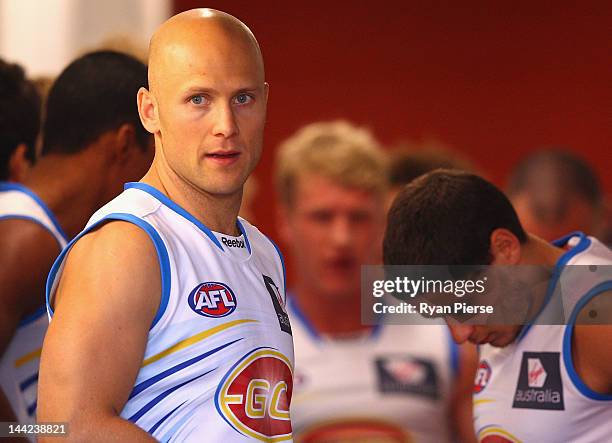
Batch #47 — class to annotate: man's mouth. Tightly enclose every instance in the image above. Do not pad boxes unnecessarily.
[205,150,241,164]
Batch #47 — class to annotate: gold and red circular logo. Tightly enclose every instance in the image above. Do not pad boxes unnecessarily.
[216,348,293,442]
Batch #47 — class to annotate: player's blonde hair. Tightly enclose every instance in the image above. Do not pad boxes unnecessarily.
[275,120,388,206]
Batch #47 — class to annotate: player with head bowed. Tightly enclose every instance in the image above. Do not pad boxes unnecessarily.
[384,170,612,442]
[38,9,293,442]
[276,121,477,443]
[0,51,152,432]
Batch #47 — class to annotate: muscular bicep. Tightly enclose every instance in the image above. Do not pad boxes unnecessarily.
[38,221,161,422]
[0,220,60,355]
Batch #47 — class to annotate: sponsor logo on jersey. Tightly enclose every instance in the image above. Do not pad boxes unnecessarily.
[474,360,492,394]
[216,348,293,442]
[512,352,564,410]
[188,281,237,318]
[221,236,246,248]
[375,356,439,399]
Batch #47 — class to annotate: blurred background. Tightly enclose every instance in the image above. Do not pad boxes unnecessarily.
[2,0,610,239]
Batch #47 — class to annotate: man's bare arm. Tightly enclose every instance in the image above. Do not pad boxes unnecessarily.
[449,342,478,443]
[38,221,161,442]
[573,290,612,395]
[0,220,59,431]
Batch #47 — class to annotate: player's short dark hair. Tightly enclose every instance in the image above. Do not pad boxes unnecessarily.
[0,58,41,180]
[42,51,149,155]
[507,149,602,206]
[384,170,527,266]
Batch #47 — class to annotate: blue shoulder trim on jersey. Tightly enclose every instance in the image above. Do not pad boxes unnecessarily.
[128,369,214,424]
[17,305,47,328]
[287,293,320,341]
[148,400,186,435]
[563,280,612,401]
[265,234,286,298]
[517,232,591,342]
[447,329,460,378]
[236,218,252,254]
[129,339,241,400]
[46,213,171,331]
[0,215,65,250]
[0,182,69,242]
[124,182,224,251]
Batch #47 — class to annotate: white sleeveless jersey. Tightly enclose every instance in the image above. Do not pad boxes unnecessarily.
[46,182,295,442]
[474,232,612,443]
[0,182,68,426]
[288,297,457,443]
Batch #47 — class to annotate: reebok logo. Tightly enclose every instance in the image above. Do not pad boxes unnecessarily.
[221,237,245,248]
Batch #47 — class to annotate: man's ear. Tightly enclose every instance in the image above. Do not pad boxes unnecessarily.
[137,87,160,134]
[490,228,522,264]
[8,144,33,182]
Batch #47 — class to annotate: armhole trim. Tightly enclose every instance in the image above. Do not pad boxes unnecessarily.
[45,212,171,331]
[0,214,65,249]
[562,280,612,401]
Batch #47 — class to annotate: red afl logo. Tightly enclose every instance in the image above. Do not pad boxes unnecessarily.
[188,282,237,318]
[474,360,492,394]
[216,348,293,441]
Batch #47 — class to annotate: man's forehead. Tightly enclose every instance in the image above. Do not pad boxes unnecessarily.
[148,12,264,92]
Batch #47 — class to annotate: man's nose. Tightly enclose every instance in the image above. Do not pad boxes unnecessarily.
[212,104,239,138]
[446,319,474,344]
[329,217,351,247]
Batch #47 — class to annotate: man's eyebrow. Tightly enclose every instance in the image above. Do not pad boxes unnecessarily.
[181,85,263,96]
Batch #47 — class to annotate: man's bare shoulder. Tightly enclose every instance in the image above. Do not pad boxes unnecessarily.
[0,218,60,308]
[53,220,161,320]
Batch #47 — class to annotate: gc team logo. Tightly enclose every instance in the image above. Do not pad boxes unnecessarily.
[188,282,237,318]
[216,348,293,442]
[474,360,492,394]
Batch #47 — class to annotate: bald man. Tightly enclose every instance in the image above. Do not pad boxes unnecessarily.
[38,9,293,443]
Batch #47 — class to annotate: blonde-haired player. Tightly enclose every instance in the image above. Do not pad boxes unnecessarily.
[276,121,477,443]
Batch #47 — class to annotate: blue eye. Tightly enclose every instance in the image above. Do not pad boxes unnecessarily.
[234,93,253,105]
[191,95,204,105]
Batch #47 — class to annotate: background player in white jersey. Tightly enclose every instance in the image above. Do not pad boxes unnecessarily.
[0,51,152,429]
[39,9,294,442]
[384,170,612,442]
[275,121,477,443]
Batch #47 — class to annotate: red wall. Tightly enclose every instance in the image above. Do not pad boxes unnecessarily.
[174,1,612,241]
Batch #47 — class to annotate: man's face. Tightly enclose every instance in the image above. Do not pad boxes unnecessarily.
[153,31,267,197]
[280,173,385,300]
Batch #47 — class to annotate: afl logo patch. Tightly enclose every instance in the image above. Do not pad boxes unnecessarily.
[216,348,293,441]
[188,282,237,318]
[474,360,492,394]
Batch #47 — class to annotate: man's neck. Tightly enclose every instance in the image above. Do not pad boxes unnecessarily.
[142,162,242,236]
[292,282,373,338]
[23,152,107,239]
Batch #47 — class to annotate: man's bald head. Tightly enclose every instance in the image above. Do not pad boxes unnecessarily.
[148,8,264,95]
